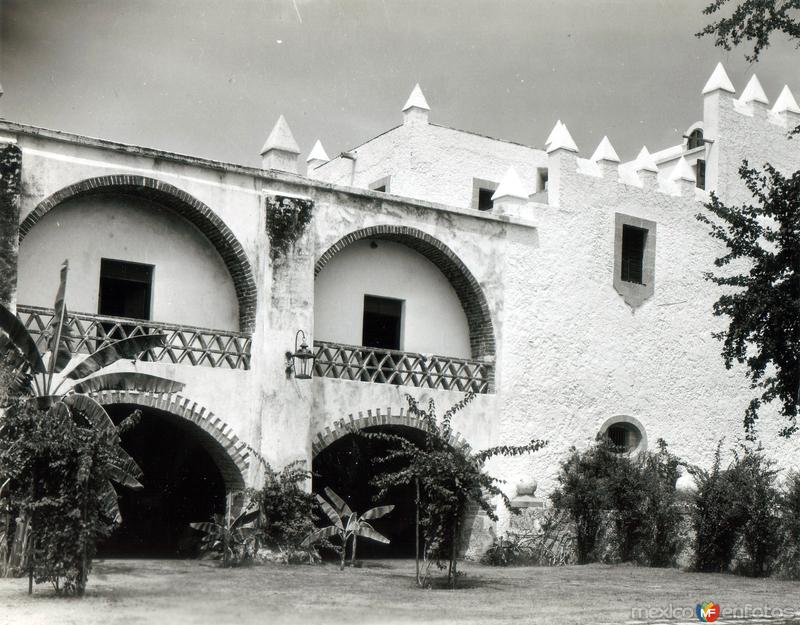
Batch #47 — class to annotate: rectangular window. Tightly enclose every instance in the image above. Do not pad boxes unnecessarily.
[478,188,494,211]
[695,159,706,190]
[362,295,403,350]
[620,225,647,285]
[98,259,154,320]
[538,168,549,192]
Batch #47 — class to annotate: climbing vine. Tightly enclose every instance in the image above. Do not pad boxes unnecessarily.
[266,195,313,261]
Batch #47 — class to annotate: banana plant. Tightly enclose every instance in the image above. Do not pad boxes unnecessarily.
[0,262,184,565]
[190,505,260,567]
[303,486,394,569]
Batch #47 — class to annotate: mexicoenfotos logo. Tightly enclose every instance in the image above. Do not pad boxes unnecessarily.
[695,601,720,622]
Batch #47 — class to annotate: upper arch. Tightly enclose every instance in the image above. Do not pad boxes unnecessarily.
[315,225,496,371]
[19,175,257,333]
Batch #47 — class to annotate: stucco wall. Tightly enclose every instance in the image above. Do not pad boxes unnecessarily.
[313,118,547,210]
[17,194,239,330]
[314,239,471,358]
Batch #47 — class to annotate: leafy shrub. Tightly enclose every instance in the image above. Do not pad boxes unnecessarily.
[775,472,800,580]
[190,501,259,567]
[248,459,318,560]
[0,399,142,594]
[365,392,547,588]
[688,443,780,575]
[551,437,684,566]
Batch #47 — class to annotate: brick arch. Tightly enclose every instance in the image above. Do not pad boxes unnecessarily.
[90,389,249,490]
[315,225,496,369]
[19,175,257,333]
[312,405,471,457]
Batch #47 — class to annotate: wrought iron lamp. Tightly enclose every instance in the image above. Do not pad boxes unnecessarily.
[286,330,314,379]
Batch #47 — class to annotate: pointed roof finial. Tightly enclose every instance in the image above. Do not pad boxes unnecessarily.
[402,84,430,112]
[491,166,529,201]
[634,146,659,173]
[702,62,736,95]
[306,139,330,163]
[738,74,769,105]
[771,85,800,114]
[545,120,564,147]
[260,115,300,156]
[590,136,621,163]
[546,121,578,153]
[670,156,696,183]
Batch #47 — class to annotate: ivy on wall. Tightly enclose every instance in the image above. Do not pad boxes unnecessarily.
[0,143,22,307]
[266,195,313,262]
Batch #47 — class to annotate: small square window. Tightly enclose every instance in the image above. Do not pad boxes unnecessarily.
[99,259,153,320]
[472,178,498,211]
[362,295,403,351]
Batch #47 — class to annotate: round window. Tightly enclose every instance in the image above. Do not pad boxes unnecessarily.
[599,416,646,454]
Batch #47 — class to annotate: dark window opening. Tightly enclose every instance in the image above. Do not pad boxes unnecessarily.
[621,225,647,285]
[373,185,386,193]
[538,169,549,192]
[99,259,153,320]
[362,295,403,351]
[695,159,706,189]
[478,188,494,211]
[606,423,642,453]
[687,129,704,150]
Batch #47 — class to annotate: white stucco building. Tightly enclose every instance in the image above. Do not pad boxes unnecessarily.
[1,63,798,556]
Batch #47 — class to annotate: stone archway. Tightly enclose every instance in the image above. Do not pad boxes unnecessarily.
[91,390,249,489]
[315,225,496,376]
[311,405,472,458]
[19,175,258,333]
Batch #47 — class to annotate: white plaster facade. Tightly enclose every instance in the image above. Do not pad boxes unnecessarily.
[1,64,799,551]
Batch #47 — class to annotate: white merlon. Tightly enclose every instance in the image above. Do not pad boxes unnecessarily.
[590,136,620,163]
[634,146,658,173]
[306,139,330,163]
[545,120,563,147]
[260,115,301,156]
[702,62,735,95]
[491,166,529,201]
[772,85,800,114]
[738,75,769,105]
[546,121,578,153]
[670,156,696,183]
[402,84,430,112]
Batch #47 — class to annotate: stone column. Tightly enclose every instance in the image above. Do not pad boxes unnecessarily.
[0,143,22,310]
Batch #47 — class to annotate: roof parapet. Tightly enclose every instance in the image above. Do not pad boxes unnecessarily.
[403,84,430,125]
[702,62,736,95]
[545,121,578,154]
[738,74,769,106]
[261,115,301,173]
[772,85,800,116]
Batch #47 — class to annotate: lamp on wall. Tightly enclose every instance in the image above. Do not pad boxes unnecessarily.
[286,330,315,380]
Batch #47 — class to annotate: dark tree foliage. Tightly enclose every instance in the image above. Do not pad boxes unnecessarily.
[697,164,800,437]
[362,392,547,589]
[0,399,141,594]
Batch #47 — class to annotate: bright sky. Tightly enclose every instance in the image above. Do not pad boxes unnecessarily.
[2,0,798,167]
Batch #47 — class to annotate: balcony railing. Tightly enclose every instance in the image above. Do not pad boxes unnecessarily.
[313,340,489,394]
[17,305,251,370]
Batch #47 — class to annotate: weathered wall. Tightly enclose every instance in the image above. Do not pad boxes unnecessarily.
[313,117,547,210]
[17,194,239,330]
[314,239,471,357]
[0,143,22,309]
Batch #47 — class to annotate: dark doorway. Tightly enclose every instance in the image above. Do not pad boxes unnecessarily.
[362,295,403,350]
[312,425,425,558]
[98,405,228,558]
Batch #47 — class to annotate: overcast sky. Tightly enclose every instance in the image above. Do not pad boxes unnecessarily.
[2,0,798,167]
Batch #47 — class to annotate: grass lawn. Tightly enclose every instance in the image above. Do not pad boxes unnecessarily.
[0,559,799,625]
